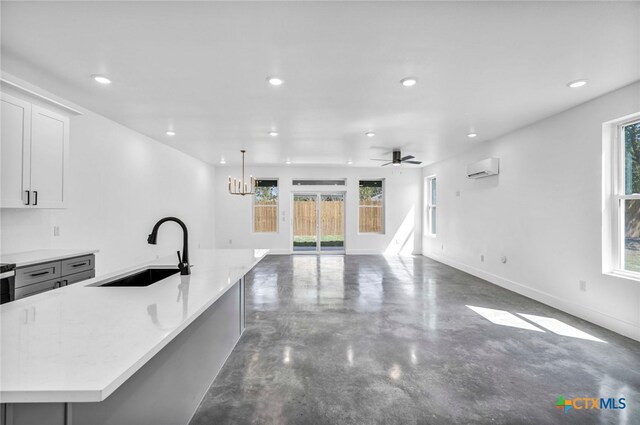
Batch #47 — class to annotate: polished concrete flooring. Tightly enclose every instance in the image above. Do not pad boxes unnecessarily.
[190,255,640,425]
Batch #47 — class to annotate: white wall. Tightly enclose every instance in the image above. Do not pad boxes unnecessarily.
[422,82,640,341]
[0,76,216,275]
[215,166,422,255]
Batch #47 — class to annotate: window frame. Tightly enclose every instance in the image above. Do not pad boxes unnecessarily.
[606,114,640,280]
[425,175,437,237]
[357,178,385,235]
[252,178,279,234]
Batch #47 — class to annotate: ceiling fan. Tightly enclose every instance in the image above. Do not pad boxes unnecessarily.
[371,150,423,167]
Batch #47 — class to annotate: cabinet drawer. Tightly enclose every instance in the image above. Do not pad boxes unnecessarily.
[63,269,95,287]
[15,277,60,300]
[15,261,61,288]
[61,254,94,276]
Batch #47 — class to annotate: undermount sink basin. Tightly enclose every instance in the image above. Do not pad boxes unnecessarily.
[97,268,180,287]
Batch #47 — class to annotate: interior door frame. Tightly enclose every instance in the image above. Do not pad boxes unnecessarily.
[291,191,346,254]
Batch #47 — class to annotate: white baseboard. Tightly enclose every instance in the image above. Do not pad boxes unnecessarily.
[346,249,384,255]
[266,249,292,255]
[422,251,640,342]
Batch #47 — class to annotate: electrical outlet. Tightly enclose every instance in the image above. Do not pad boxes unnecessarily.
[579,280,587,292]
[456,191,460,197]
[229,239,233,245]
[53,226,60,237]
[480,255,484,262]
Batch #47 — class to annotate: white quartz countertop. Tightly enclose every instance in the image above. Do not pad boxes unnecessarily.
[0,248,268,403]
[0,249,99,268]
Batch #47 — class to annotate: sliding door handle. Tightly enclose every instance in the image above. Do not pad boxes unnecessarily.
[25,190,30,205]
[33,191,38,206]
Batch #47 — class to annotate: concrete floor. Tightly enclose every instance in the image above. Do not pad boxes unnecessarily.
[189,255,640,425]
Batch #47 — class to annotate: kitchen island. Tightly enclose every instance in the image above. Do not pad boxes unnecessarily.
[0,249,268,425]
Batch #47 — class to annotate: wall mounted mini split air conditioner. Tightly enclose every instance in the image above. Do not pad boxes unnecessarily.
[466,158,499,179]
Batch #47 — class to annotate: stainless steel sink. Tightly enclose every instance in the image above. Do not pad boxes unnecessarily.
[96,267,180,287]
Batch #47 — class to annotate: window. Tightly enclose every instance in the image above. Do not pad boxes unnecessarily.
[292,179,346,186]
[426,176,437,236]
[253,179,278,233]
[359,180,384,233]
[615,120,640,273]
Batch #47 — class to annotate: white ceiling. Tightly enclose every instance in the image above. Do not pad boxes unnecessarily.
[1,1,639,167]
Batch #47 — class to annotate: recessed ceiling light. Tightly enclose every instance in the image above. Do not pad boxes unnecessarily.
[267,77,284,86]
[268,131,279,137]
[365,131,376,137]
[220,158,226,165]
[467,133,478,138]
[400,77,417,87]
[567,79,588,88]
[347,160,353,165]
[285,159,291,165]
[91,74,111,85]
[166,130,176,136]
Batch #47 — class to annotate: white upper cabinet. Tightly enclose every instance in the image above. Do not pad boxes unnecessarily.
[1,94,31,208]
[0,93,69,209]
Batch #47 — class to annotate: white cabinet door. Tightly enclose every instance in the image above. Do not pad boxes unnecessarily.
[0,94,31,208]
[30,105,68,208]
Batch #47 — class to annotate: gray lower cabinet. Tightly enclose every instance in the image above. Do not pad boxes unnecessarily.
[12,255,95,301]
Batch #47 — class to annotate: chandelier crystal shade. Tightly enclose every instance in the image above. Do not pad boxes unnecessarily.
[228,150,255,196]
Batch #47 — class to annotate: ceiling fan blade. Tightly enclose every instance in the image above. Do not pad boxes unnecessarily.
[370,159,389,161]
[402,160,422,164]
[380,162,392,166]
[401,155,414,161]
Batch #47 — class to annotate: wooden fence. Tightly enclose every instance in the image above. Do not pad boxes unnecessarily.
[359,200,383,233]
[254,200,382,234]
[254,201,278,232]
[293,200,343,236]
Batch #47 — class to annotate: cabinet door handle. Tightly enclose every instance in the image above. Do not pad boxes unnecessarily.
[33,191,38,206]
[30,271,50,277]
[25,190,30,205]
[71,263,87,268]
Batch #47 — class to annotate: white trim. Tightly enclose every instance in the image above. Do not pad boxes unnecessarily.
[0,78,82,115]
[425,175,437,237]
[346,249,385,255]
[266,249,293,255]
[605,270,640,283]
[604,113,640,277]
[423,251,640,342]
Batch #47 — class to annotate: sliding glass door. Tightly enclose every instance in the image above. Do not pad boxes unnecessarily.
[293,192,345,253]
[293,194,318,252]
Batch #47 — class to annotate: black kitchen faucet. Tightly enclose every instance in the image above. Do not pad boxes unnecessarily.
[147,217,190,275]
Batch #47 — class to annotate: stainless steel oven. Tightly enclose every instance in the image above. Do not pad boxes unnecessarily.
[1,263,16,304]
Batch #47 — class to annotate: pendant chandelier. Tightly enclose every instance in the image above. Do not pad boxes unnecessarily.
[228,150,255,196]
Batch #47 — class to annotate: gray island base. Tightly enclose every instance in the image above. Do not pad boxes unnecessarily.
[1,249,266,425]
